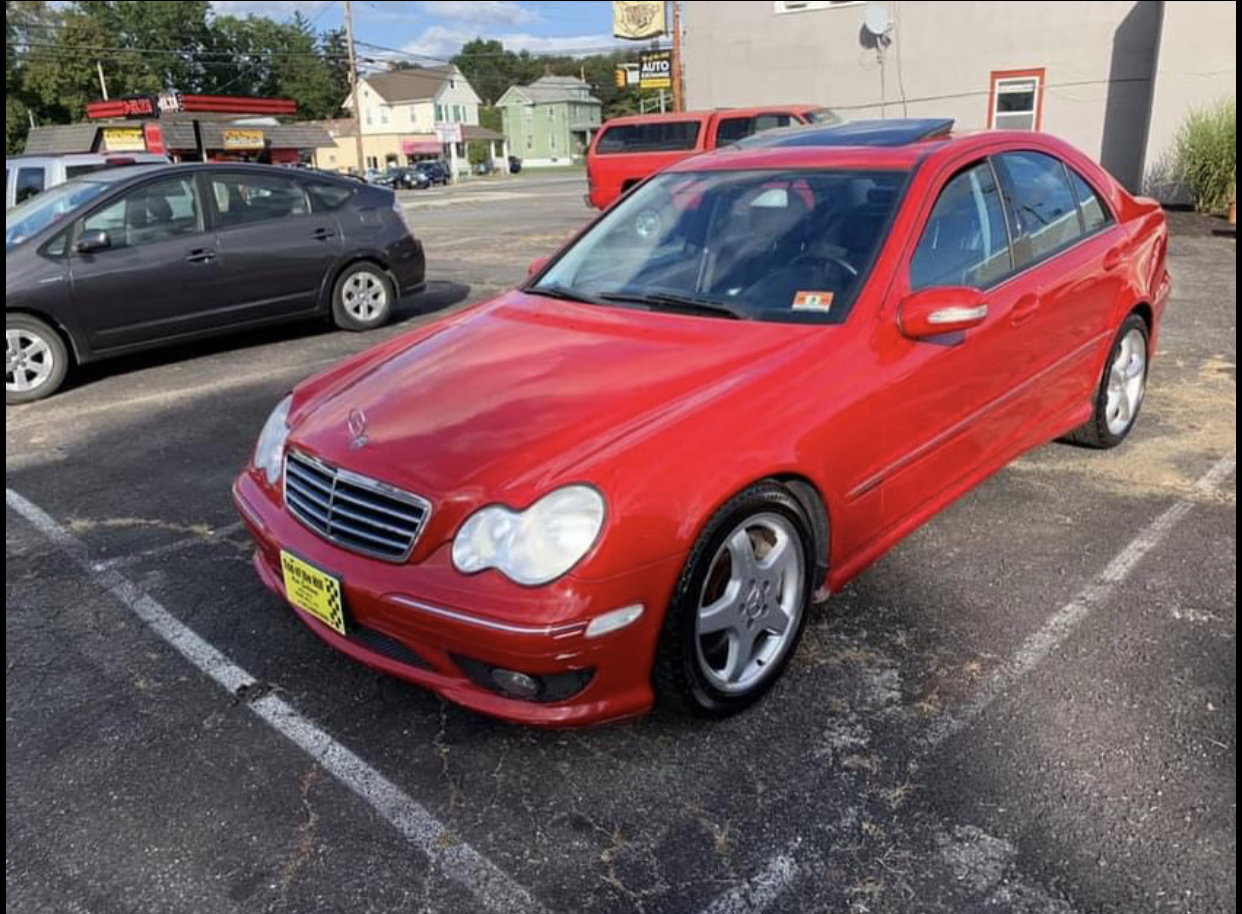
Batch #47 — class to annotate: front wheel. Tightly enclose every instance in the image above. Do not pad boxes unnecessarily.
[654,483,814,717]
[1061,313,1149,448]
[331,263,395,331]
[7,315,69,404]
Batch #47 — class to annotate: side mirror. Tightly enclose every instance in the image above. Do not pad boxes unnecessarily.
[75,229,112,254]
[527,255,550,277]
[898,286,988,340]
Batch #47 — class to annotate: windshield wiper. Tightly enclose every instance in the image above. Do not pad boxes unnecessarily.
[597,290,748,320]
[528,282,607,305]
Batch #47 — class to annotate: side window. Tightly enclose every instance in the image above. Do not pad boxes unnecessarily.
[16,167,46,204]
[999,151,1084,262]
[305,181,353,212]
[911,162,1011,290]
[208,172,309,228]
[715,117,754,144]
[1067,168,1112,234]
[80,176,202,250]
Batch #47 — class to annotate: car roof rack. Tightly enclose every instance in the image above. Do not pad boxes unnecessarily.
[738,117,955,149]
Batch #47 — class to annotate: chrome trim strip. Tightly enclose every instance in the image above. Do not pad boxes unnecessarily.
[387,594,587,638]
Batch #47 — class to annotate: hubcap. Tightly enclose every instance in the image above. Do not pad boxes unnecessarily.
[1104,327,1146,435]
[341,271,389,321]
[695,512,805,693]
[6,328,55,393]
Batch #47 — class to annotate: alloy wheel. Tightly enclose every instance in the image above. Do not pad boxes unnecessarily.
[1105,327,1147,436]
[341,271,389,321]
[6,328,55,395]
[695,512,806,693]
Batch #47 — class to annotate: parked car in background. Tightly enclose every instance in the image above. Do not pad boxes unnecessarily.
[6,163,425,402]
[234,119,1168,725]
[413,160,451,186]
[5,152,170,209]
[508,155,523,174]
[586,105,837,209]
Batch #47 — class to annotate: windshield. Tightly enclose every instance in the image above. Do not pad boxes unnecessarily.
[6,179,110,251]
[532,168,906,322]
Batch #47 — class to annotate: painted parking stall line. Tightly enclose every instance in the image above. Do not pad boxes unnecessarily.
[5,487,547,914]
[695,451,1237,914]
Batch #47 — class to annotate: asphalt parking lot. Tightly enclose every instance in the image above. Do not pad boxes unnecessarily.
[6,175,1236,914]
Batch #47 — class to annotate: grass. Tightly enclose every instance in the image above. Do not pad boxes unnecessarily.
[1174,97,1236,214]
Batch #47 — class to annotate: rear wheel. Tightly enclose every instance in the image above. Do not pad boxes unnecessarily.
[331,262,394,331]
[6,314,69,404]
[1062,313,1149,448]
[654,483,814,717]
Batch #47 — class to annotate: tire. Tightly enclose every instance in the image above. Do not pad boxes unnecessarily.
[6,314,70,404]
[1061,313,1149,449]
[653,482,815,717]
[331,262,395,331]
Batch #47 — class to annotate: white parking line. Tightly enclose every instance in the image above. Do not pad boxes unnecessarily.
[695,450,1236,914]
[5,487,547,914]
[89,521,247,572]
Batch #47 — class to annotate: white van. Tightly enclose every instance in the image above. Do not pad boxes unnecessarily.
[5,152,169,209]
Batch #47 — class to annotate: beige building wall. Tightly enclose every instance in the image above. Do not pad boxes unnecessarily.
[683,1,1232,195]
[312,133,409,172]
[1144,1,1236,198]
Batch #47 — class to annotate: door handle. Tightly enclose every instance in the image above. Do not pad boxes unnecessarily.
[311,228,336,241]
[185,247,216,264]
[1102,247,1123,271]
[1010,292,1040,326]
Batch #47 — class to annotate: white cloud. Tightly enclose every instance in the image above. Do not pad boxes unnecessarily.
[401,25,620,60]
[210,0,308,18]
[419,2,538,27]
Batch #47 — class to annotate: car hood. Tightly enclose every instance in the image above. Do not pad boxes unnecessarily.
[289,291,818,508]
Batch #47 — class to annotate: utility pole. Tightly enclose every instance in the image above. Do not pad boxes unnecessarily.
[342,0,366,174]
[670,0,683,112]
[96,61,109,100]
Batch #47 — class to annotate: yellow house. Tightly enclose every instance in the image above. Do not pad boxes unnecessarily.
[312,66,503,176]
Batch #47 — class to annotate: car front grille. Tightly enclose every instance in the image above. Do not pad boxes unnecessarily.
[283,450,431,562]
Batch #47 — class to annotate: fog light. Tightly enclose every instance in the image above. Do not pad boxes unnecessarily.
[490,668,541,699]
[585,604,644,639]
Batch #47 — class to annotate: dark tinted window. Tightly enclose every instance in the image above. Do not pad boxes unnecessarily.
[715,113,794,144]
[1068,169,1111,233]
[80,176,202,250]
[1001,151,1083,261]
[595,120,701,154]
[209,172,309,228]
[16,167,45,204]
[306,181,353,212]
[65,164,108,179]
[912,162,1011,289]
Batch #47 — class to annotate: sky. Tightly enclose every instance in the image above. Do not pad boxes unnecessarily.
[209,1,626,63]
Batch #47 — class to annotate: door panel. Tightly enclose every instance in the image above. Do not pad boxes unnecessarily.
[869,160,1035,530]
[69,174,223,349]
[994,151,1121,419]
[206,172,342,321]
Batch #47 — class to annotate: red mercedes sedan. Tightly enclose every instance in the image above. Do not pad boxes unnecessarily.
[234,119,1169,726]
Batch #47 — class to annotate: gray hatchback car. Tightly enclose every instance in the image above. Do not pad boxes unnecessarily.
[6,163,425,402]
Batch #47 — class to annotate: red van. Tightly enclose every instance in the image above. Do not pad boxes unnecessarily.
[585,105,836,209]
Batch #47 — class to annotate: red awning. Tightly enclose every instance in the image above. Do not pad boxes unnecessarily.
[401,138,443,155]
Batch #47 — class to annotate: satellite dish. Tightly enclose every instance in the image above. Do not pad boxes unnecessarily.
[863,2,892,36]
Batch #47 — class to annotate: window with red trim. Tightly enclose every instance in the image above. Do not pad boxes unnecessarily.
[988,68,1045,131]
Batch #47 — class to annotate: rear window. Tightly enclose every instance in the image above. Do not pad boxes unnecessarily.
[65,164,108,180]
[16,167,45,204]
[596,121,702,154]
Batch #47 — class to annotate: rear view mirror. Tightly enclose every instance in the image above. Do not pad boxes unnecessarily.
[75,229,112,254]
[527,256,550,277]
[898,286,988,340]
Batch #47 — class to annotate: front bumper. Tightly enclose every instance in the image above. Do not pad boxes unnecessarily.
[233,470,682,726]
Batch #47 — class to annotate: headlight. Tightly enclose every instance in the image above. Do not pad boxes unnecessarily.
[452,485,606,585]
[253,395,292,486]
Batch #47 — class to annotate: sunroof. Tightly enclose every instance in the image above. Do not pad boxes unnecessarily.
[738,118,955,149]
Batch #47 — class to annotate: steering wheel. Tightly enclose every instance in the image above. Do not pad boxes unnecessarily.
[789,251,859,278]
